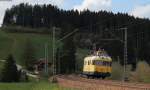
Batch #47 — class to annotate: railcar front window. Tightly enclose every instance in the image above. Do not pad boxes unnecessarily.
[94,60,103,65]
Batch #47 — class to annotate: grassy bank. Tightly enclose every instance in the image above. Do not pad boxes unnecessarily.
[0,28,87,71]
[0,82,74,90]
[0,29,53,65]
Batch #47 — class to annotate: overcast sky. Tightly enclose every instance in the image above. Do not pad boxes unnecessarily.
[0,0,150,26]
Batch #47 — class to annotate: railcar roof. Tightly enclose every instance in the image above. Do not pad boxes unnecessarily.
[84,55,112,62]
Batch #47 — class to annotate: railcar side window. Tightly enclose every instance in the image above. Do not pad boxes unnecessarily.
[103,61,106,66]
[93,60,95,65]
[88,61,90,65]
[110,62,112,66]
[102,61,110,66]
[107,62,109,66]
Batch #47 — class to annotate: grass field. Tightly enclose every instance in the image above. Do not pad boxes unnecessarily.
[0,82,74,90]
[0,28,87,70]
[0,30,53,65]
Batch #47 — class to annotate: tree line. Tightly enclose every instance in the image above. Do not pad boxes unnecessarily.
[2,3,150,70]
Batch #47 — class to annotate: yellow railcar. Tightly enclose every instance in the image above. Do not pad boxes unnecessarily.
[83,50,112,79]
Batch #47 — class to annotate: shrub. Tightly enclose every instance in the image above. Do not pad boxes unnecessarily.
[111,62,124,80]
[129,61,150,83]
[110,61,131,81]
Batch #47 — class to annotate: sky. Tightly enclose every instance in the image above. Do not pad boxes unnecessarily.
[0,0,150,26]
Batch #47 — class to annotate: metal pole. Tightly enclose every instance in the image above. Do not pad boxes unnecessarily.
[58,49,60,74]
[53,27,56,75]
[44,43,47,75]
[136,33,138,64]
[123,28,128,82]
[44,43,49,75]
[47,43,49,75]
[117,56,120,64]
[44,43,47,74]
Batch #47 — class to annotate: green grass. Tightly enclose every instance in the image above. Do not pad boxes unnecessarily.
[0,27,88,74]
[0,82,74,90]
[0,30,54,65]
[0,28,87,68]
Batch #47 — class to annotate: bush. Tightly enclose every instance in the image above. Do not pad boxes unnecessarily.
[129,61,150,83]
[110,61,131,81]
[111,62,124,80]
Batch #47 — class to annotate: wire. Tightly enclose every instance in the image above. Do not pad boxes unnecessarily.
[58,29,78,42]
[57,14,149,43]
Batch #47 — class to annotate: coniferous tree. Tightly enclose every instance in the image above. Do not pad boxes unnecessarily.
[59,24,76,74]
[1,54,20,82]
[3,3,150,68]
[55,48,61,74]
[23,39,36,71]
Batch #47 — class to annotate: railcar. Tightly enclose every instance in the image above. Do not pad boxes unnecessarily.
[83,50,112,79]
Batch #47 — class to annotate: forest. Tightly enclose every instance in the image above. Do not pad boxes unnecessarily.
[2,3,150,70]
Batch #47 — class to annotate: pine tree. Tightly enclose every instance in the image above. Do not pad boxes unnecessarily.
[55,48,60,74]
[3,3,150,68]
[23,39,36,71]
[1,54,20,82]
[59,24,76,74]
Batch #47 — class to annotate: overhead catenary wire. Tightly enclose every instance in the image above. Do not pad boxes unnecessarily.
[53,14,149,80]
[57,15,149,42]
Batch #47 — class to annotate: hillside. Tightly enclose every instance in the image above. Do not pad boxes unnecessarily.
[0,27,88,72]
[0,28,53,65]
[3,3,150,66]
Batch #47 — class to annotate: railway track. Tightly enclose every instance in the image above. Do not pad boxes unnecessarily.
[56,75,150,90]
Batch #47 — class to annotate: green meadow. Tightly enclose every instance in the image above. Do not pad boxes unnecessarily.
[0,30,53,65]
[0,82,74,90]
